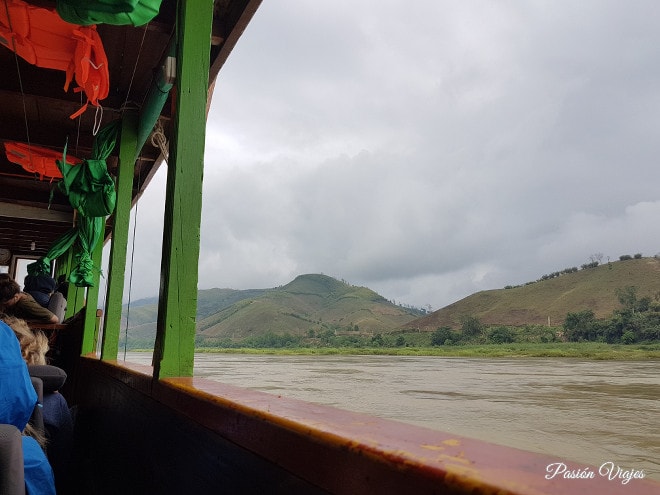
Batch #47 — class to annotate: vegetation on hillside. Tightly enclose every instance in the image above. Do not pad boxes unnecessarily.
[424,285,660,347]
[405,256,660,330]
[562,286,660,344]
[119,258,660,352]
[194,343,660,360]
[120,274,421,349]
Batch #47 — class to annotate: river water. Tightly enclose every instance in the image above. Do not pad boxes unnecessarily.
[124,352,659,479]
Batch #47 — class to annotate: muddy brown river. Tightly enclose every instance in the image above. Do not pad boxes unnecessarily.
[125,353,659,480]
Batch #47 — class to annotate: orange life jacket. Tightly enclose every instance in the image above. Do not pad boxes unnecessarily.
[4,141,82,180]
[0,0,109,118]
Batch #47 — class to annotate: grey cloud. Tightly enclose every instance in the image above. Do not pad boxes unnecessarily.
[121,1,660,309]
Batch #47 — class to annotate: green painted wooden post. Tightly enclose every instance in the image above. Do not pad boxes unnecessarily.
[80,239,103,355]
[101,113,138,360]
[153,0,212,379]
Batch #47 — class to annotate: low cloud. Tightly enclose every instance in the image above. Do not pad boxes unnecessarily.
[122,1,660,309]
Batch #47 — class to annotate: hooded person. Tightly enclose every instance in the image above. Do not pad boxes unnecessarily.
[0,320,56,495]
[23,275,57,309]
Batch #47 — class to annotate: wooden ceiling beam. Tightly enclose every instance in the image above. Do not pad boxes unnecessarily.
[0,202,73,223]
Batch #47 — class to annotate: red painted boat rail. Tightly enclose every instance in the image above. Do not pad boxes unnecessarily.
[73,356,660,495]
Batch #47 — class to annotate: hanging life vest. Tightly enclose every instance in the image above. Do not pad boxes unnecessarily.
[4,141,82,180]
[64,26,110,119]
[0,0,109,118]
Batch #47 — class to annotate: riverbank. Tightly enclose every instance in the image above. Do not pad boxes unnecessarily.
[193,342,660,359]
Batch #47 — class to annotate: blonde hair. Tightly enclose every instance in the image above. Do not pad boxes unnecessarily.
[23,422,47,448]
[0,314,49,365]
[0,313,49,447]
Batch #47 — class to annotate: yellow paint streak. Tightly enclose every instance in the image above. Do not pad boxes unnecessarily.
[435,452,472,466]
[420,444,445,451]
[442,438,461,446]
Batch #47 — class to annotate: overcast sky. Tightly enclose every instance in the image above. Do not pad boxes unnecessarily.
[114,0,660,311]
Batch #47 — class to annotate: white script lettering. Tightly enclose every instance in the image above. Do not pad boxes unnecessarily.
[545,462,595,480]
[599,462,646,485]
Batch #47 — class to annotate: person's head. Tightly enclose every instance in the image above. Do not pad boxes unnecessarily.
[24,274,56,295]
[0,314,49,365]
[0,276,20,308]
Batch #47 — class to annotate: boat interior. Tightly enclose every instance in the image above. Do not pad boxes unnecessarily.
[0,1,659,494]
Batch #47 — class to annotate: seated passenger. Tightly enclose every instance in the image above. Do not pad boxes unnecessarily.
[0,319,56,495]
[23,275,57,309]
[1,315,49,366]
[2,314,75,493]
[0,275,58,323]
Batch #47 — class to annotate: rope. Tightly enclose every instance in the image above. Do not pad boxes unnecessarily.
[74,92,83,156]
[92,104,103,135]
[123,168,141,360]
[150,121,169,161]
[122,22,150,114]
[3,0,32,160]
[95,255,106,355]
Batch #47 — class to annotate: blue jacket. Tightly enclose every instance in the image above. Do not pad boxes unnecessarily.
[0,321,55,495]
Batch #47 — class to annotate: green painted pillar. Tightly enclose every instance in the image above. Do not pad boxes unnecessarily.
[153,0,212,379]
[101,112,138,360]
[80,239,103,354]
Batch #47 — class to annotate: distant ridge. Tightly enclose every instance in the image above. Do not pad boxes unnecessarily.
[121,274,420,346]
[403,257,660,331]
[197,274,418,338]
[121,259,660,347]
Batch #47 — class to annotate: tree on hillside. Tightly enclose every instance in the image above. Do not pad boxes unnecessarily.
[488,326,515,344]
[564,310,597,341]
[615,286,638,314]
[589,253,603,264]
[431,327,456,346]
[638,297,651,313]
[460,315,483,338]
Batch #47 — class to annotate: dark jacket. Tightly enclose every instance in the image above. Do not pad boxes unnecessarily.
[23,275,56,308]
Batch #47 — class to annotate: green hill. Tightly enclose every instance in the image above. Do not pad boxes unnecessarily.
[120,259,660,348]
[121,274,420,347]
[403,257,660,331]
[197,274,418,338]
[119,287,269,346]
